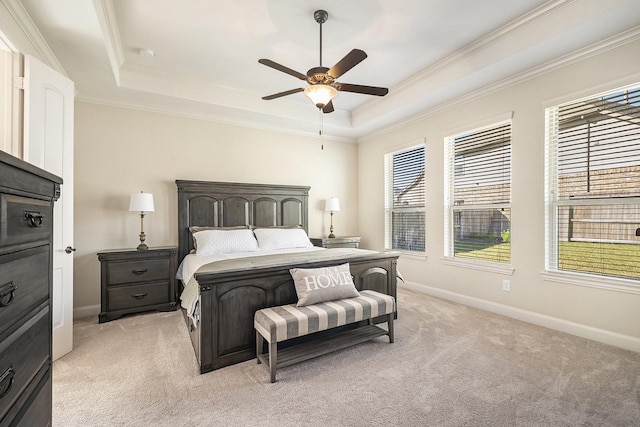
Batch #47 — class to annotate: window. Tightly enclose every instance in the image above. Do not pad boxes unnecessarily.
[545,85,640,283]
[384,144,425,253]
[445,120,512,264]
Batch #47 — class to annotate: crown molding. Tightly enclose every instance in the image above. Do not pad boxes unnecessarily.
[358,27,640,143]
[93,0,123,85]
[387,0,573,97]
[1,0,66,76]
[75,94,357,144]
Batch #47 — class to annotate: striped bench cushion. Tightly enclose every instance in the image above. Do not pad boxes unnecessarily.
[254,290,395,343]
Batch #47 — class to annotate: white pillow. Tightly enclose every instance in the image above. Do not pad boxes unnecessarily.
[193,229,259,256]
[253,228,313,251]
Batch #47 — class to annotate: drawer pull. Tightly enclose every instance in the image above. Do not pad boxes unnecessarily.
[0,282,17,307]
[132,293,148,299]
[131,269,148,275]
[0,366,15,399]
[24,211,44,228]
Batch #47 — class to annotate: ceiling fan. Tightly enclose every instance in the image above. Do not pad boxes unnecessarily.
[258,9,389,113]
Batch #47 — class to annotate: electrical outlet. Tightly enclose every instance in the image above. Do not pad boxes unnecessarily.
[502,279,511,292]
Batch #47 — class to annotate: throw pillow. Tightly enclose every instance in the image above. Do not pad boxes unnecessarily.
[290,263,359,306]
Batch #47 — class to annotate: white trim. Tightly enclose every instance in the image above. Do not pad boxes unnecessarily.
[75,96,356,144]
[73,304,100,320]
[442,112,513,139]
[2,0,67,77]
[441,256,515,275]
[93,0,123,86]
[397,251,427,261]
[361,27,640,142]
[401,281,640,353]
[542,73,640,109]
[541,270,640,295]
[389,0,572,97]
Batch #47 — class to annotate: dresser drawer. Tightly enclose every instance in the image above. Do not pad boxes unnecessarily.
[0,194,52,248]
[106,258,170,285]
[107,282,170,311]
[12,372,51,427]
[0,247,49,339]
[0,307,49,421]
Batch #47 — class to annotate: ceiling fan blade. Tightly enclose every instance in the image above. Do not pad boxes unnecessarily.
[262,88,304,100]
[327,49,367,79]
[258,59,307,80]
[336,83,388,96]
[322,100,334,114]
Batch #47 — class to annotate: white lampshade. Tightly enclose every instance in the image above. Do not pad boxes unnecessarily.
[129,192,155,212]
[325,197,340,213]
[304,84,338,108]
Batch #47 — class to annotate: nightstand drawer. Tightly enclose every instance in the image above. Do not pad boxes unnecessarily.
[0,307,49,420]
[311,236,360,249]
[106,258,170,285]
[107,282,170,311]
[98,247,177,323]
[0,247,49,338]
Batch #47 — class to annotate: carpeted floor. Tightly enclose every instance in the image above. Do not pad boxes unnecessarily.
[53,288,640,426]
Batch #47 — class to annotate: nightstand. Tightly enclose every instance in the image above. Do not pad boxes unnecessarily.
[310,236,361,249]
[97,246,177,323]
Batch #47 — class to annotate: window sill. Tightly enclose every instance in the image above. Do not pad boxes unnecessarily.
[442,256,514,275]
[391,251,426,261]
[541,270,640,295]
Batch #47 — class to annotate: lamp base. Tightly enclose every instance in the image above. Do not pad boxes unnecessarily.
[328,213,335,238]
[137,227,148,250]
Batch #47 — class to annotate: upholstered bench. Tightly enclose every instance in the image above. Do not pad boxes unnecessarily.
[254,289,395,383]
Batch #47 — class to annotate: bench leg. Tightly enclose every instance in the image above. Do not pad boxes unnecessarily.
[256,332,264,364]
[269,341,277,383]
[388,313,395,343]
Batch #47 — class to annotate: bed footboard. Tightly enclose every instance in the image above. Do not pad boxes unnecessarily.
[194,255,397,374]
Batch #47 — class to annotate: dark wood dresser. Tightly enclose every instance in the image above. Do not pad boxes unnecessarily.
[0,150,61,426]
[97,247,177,323]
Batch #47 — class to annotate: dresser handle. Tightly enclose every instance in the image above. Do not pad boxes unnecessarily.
[132,293,148,299]
[24,211,44,228]
[0,366,15,399]
[0,282,16,307]
[131,269,148,275]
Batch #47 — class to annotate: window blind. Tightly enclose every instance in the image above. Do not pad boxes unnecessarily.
[546,85,640,281]
[446,120,511,263]
[384,145,425,252]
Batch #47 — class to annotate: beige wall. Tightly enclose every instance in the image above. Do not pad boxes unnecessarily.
[357,39,640,349]
[74,103,358,313]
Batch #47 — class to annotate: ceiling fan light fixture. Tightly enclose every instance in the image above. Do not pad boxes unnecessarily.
[304,84,338,108]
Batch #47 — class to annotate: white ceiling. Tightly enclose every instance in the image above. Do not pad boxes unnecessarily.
[13,0,640,141]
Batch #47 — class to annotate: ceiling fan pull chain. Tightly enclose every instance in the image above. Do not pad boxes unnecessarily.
[319,108,324,150]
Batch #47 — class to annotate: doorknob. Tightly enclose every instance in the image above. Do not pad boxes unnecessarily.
[65,246,76,254]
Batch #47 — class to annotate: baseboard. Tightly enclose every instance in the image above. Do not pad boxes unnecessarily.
[74,304,100,320]
[401,281,640,353]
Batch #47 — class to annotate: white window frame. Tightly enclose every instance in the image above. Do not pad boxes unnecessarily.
[443,119,514,275]
[384,142,426,257]
[543,83,640,294]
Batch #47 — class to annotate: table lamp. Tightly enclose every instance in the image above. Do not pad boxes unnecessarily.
[129,191,154,250]
[325,196,340,238]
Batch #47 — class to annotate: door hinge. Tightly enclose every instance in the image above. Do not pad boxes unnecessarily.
[14,76,25,90]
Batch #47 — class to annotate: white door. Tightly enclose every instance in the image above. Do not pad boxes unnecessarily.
[24,54,74,361]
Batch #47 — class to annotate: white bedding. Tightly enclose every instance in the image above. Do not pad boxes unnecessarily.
[177,247,327,324]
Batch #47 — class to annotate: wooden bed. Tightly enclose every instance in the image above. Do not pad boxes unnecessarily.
[176,180,399,374]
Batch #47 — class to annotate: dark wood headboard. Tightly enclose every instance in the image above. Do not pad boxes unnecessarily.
[176,180,310,262]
